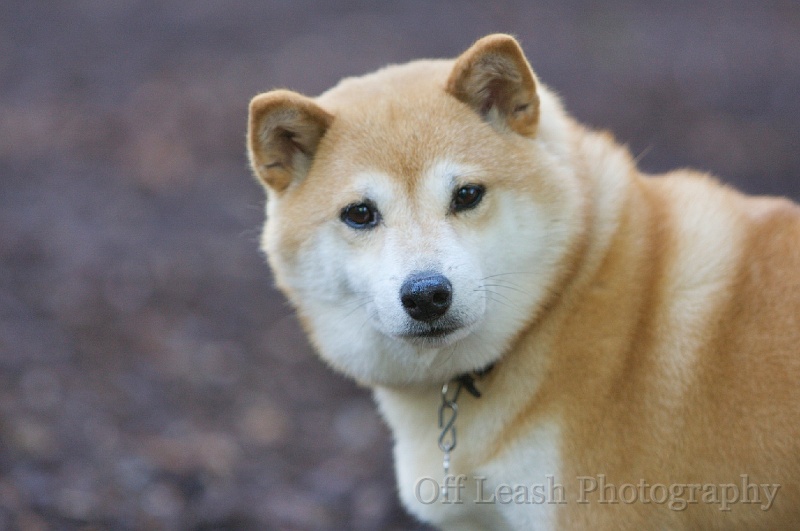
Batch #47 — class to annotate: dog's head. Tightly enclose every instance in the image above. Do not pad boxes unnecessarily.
[247,35,584,386]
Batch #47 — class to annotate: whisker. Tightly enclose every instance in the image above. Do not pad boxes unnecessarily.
[633,144,653,165]
[482,276,528,290]
[479,271,532,281]
[238,227,263,244]
[475,288,516,306]
[480,282,532,297]
[357,308,379,334]
[338,298,372,323]
[340,293,373,308]
[479,290,522,312]
[433,341,460,372]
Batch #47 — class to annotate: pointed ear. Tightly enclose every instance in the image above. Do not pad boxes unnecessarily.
[446,34,539,136]
[247,89,333,193]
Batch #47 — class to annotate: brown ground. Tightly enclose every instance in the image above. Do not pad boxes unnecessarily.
[1,1,798,529]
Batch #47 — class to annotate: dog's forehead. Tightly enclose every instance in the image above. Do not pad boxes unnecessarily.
[314,68,500,191]
[334,101,461,174]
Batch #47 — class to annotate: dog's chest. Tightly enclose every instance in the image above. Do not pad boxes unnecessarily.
[376,389,562,530]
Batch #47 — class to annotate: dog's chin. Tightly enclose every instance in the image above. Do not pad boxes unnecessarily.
[397,323,474,348]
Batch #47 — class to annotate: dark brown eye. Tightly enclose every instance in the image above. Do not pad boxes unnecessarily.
[341,202,380,229]
[452,184,485,212]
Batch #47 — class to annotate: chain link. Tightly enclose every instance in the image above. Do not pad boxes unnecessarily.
[438,382,461,477]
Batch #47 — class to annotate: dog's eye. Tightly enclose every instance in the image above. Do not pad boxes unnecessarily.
[452,184,485,212]
[341,202,380,229]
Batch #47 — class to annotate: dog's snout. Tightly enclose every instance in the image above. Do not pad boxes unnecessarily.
[399,271,453,322]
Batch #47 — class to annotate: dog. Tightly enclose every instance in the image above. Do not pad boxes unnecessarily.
[246,34,800,530]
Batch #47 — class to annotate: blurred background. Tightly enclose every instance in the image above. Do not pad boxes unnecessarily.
[1,1,798,529]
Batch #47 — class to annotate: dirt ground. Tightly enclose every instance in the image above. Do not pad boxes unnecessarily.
[1,1,798,529]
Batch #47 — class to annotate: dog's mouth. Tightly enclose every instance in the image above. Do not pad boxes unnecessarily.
[407,326,460,338]
[397,322,471,346]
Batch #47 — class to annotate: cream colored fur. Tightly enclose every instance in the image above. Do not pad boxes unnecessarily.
[247,34,800,529]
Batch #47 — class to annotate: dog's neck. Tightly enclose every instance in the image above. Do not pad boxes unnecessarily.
[373,122,641,477]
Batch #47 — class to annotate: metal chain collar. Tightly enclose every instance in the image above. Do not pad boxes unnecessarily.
[438,381,461,477]
[436,365,494,479]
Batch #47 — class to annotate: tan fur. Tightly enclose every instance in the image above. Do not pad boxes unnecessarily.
[247,34,800,529]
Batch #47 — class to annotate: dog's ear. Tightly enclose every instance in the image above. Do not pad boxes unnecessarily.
[446,34,539,137]
[247,89,333,193]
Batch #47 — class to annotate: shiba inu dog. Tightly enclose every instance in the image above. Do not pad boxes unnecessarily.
[246,34,800,529]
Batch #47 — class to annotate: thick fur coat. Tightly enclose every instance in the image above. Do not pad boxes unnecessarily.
[247,35,800,529]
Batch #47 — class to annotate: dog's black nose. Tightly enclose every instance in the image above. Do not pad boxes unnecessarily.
[399,271,453,322]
